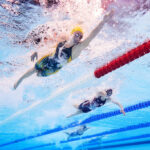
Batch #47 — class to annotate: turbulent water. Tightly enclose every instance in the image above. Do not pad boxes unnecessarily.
[0,0,150,150]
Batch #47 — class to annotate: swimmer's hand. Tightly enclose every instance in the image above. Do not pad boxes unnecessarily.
[120,109,126,116]
[103,10,114,22]
[14,81,19,90]
[31,52,38,62]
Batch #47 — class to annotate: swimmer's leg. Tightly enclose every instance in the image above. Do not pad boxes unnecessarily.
[66,103,83,118]
[65,132,70,135]
[73,104,79,109]
[64,132,71,140]
[66,110,82,118]
[67,136,71,140]
[14,67,36,89]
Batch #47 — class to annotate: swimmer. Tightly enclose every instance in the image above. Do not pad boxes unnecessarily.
[14,10,113,89]
[65,125,89,140]
[67,89,125,118]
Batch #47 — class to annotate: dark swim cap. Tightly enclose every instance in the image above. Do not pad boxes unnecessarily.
[106,89,113,96]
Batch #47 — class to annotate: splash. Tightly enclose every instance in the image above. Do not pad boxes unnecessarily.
[0,0,150,149]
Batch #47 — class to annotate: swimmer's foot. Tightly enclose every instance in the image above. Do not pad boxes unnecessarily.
[66,114,71,118]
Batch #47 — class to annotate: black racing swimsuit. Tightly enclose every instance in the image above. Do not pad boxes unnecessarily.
[79,96,107,113]
[78,100,91,113]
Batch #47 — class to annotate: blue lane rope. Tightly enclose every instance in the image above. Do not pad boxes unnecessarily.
[77,138,102,150]
[102,133,150,144]
[89,140,150,150]
[0,100,150,148]
[83,133,150,149]
[22,122,150,150]
[60,122,150,143]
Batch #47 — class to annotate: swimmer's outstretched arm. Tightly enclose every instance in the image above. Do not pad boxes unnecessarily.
[111,100,126,115]
[14,67,36,89]
[82,10,113,47]
[72,10,114,59]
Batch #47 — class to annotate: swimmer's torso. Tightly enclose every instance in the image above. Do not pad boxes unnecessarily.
[35,41,74,76]
[79,92,111,113]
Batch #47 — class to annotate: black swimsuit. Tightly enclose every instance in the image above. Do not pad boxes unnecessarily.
[79,96,107,113]
[79,100,91,113]
[92,96,107,107]
[54,41,73,60]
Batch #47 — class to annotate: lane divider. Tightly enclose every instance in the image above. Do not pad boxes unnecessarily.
[22,122,150,150]
[0,100,150,148]
[94,40,150,78]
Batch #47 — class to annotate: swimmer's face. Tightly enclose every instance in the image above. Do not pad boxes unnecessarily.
[73,31,83,44]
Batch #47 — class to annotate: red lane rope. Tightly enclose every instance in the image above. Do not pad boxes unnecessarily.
[94,40,150,78]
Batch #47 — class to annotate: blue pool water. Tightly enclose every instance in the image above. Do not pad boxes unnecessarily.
[0,0,150,150]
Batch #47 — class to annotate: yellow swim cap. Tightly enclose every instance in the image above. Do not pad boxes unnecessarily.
[71,26,83,35]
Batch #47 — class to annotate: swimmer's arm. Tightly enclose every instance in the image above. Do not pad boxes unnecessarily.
[58,34,69,43]
[65,132,70,136]
[97,91,105,96]
[72,11,113,60]
[80,10,113,48]
[30,45,57,62]
[111,100,126,115]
